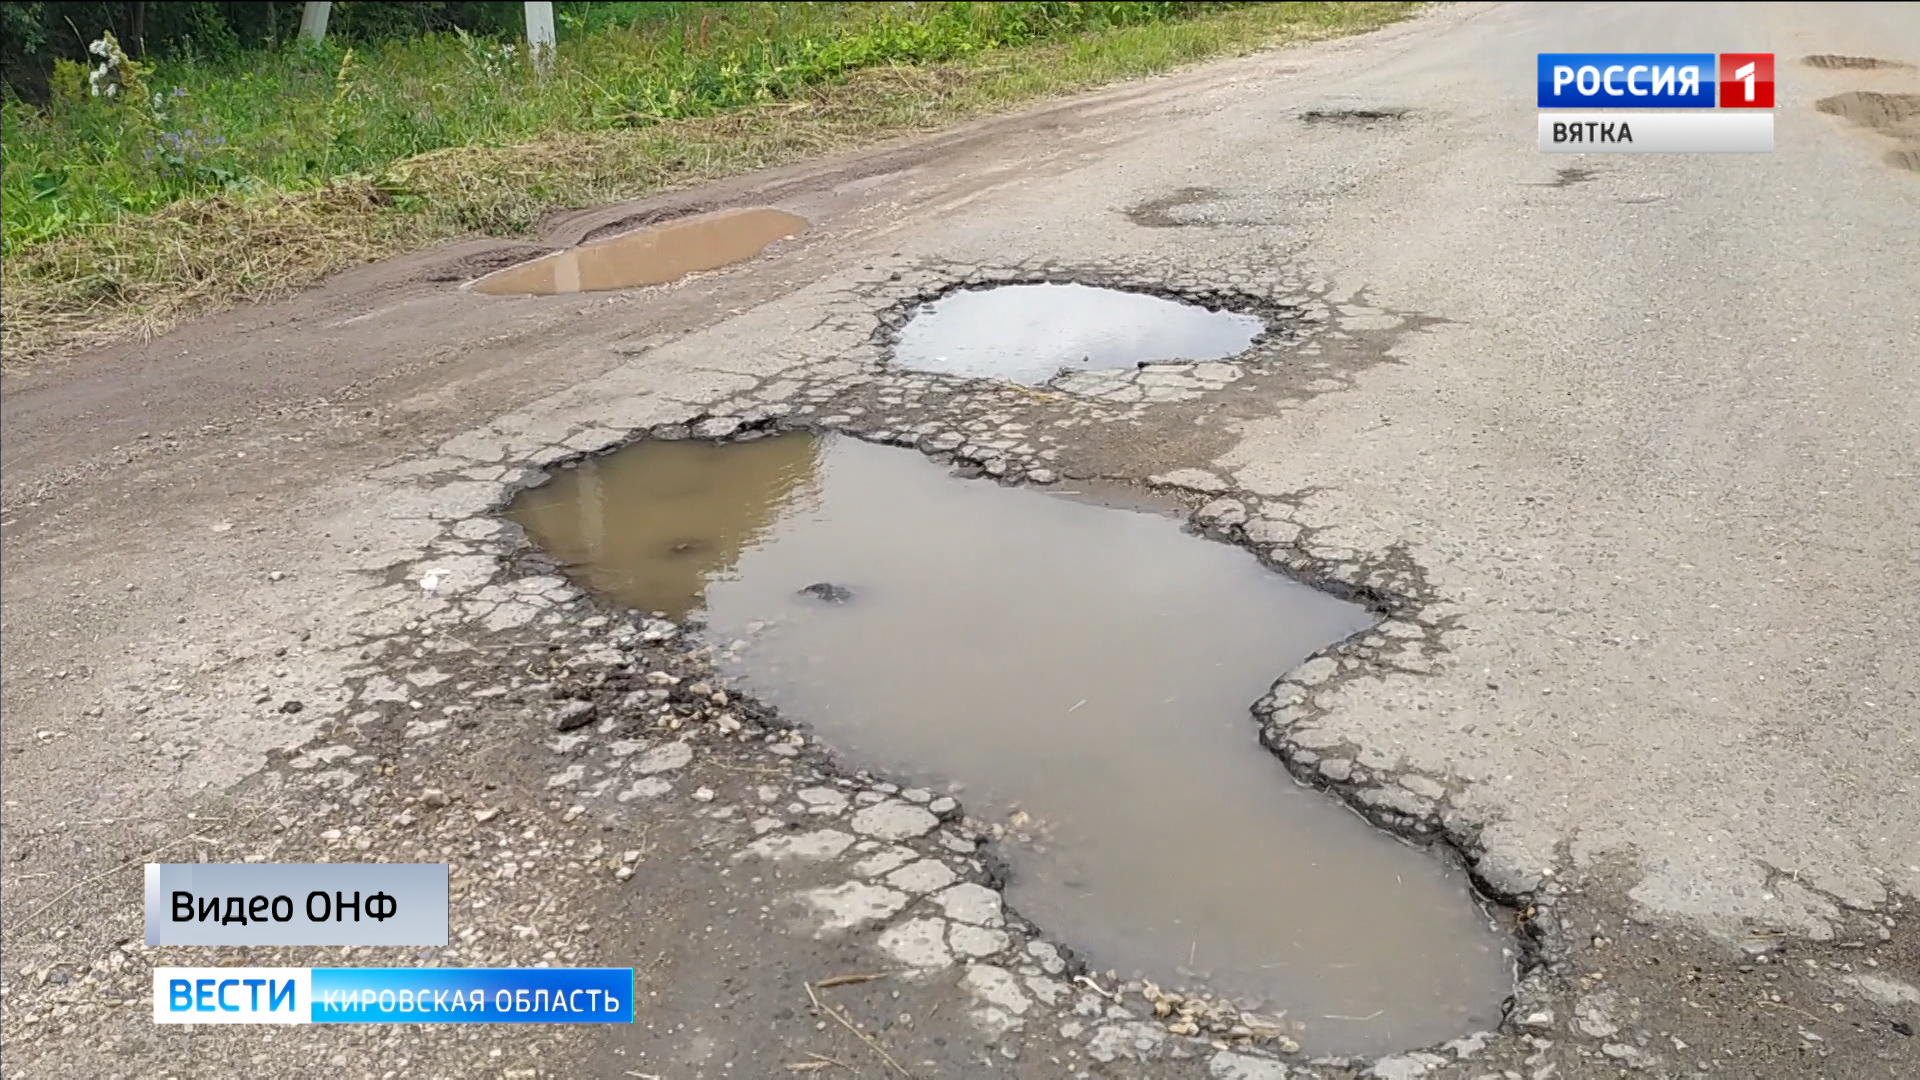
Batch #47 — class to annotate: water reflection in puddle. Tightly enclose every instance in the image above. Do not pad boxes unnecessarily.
[891,283,1265,384]
[472,208,807,296]
[509,434,1511,1053]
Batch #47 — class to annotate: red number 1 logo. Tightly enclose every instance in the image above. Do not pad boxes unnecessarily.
[1718,53,1775,108]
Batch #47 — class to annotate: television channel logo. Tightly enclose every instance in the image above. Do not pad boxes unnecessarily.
[1536,52,1774,153]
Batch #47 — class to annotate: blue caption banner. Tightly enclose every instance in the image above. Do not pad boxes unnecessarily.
[155,967,636,1024]
[1537,53,1717,108]
[310,968,634,1023]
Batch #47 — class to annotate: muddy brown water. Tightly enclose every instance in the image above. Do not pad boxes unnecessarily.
[890,283,1265,385]
[510,434,1513,1054]
[471,208,807,296]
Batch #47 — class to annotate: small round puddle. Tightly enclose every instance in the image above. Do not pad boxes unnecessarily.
[471,207,807,296]
[509,434,1514,1054]
[890,283,1265,385]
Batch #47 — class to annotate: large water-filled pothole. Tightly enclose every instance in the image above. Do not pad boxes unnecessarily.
[471,207,807,296]
[508,434,1512,1054]
[890,283,1265,385]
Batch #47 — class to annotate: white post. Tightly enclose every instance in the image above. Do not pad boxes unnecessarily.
[298,1,331,44]
[524,2,556,73]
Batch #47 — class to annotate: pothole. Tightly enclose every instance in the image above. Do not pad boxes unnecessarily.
[1300,108,1410,125]
[1802,54,1912,70]
[1538,166,1600,188]
[470,207,807,296]
[889,283,1266,385]
[1125,186,1225,228]
[508,432,1514,1055]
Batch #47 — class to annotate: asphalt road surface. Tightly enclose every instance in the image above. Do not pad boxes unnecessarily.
[3,3,1915,1078]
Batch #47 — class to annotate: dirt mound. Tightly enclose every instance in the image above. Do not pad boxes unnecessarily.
[1815,91,1920,172]
[1802,54,1911,70]
[1816,91,1920,128]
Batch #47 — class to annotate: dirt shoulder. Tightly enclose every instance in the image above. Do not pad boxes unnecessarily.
[0,2,1417,371]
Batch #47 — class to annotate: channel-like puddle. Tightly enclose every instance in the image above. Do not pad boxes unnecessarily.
[471,208,807,296]
[891,283,1265,384]
[509,434,1511,1053]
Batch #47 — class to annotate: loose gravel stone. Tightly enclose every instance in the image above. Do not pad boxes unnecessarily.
[1369,1051,1448,1079]
[617,777,672,802]
[1398,774,1447,801]
[551,700,595,731]
[1087,1021,1164,1063]
[802,881,910,931]
[1196,497,1247,528]
[741,829,856,861]
[1024,974,1069,1007]
[1026,941,1067,976]
[852,846,918,877]
[1573,991,1620,1038]
[878,917,954,969]
[962,964,1032,1016]
[849,800,940,840]
[797,786,851,814]
[634,741,693,774]
[691,417,742,439]
[949,923,1011,958]
[886,859,958,894]
[1210,1051,1290,1080]
[935,882,1005,927]
[1148,468,1228,494]
[1243,518,1301,546]
[1841,973,1920,1006]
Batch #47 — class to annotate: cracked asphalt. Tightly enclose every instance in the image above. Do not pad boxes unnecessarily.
[3,3,1917,1078]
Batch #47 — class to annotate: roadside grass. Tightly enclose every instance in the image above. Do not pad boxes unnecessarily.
[0,2,1417,370]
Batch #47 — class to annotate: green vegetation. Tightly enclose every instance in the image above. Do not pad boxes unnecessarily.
[2,3,1227,252]
[0,2,1417,368]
